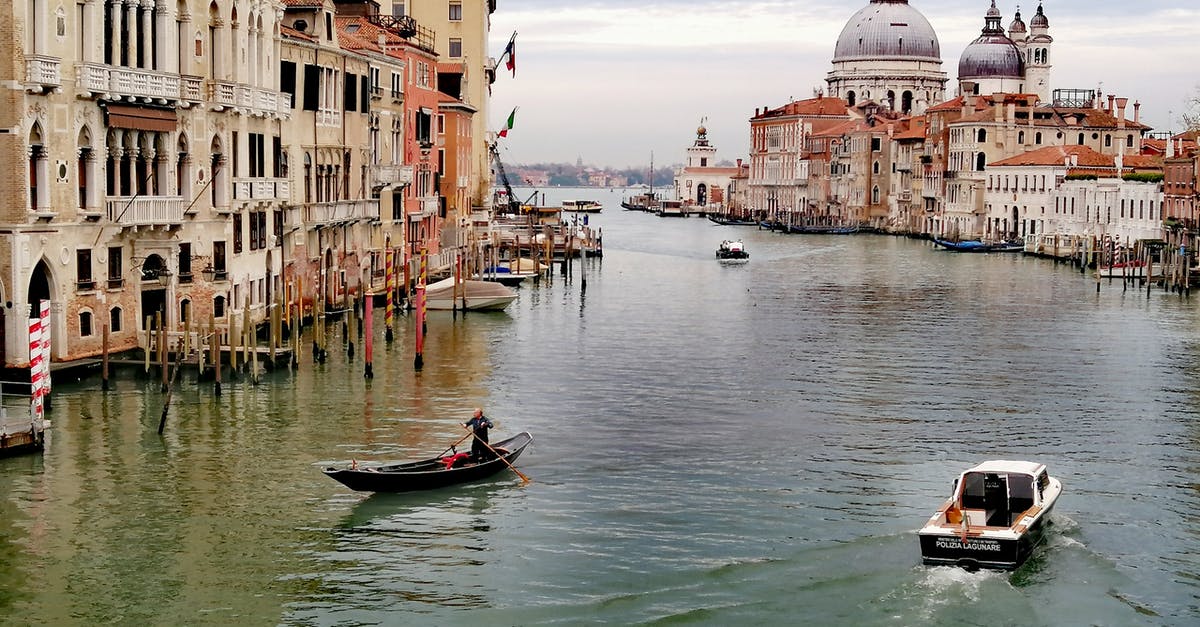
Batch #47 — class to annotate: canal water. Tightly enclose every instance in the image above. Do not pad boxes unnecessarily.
[1,187,1198,625]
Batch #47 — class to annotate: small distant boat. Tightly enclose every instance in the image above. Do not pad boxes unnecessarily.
[919,460,1062,571]
[708,214,758,226]
[789,224,860,235]
[933,239,1023,253]
[424,277,518,311]
[323,432,534,493]
[715,239,750,263]
[621,192,660,212]
[562,199,602,213]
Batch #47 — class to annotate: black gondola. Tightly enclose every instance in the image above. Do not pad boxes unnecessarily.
[323,432,533,492]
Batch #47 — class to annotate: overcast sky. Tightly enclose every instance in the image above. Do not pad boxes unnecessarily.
[485,0,1200,170]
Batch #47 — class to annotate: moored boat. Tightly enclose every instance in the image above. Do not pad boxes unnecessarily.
[918,460,1062,571]
[715,239,749,263]
[657,200,688,217]
[933,239,1024,253]
[323,432,533,492]
[424,277,518,311]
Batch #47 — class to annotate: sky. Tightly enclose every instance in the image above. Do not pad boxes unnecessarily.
[485,0,1200,170]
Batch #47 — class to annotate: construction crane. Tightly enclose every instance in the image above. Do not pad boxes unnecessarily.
[490,143,521,214]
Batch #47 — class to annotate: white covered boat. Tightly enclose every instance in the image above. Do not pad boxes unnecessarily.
[715,239,749,263]
[562,199,602,213]
[423,277,518,311]
[918,460,1062,570]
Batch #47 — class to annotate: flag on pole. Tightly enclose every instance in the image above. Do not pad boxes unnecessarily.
[502,32,516,77]
[498,108,517,138]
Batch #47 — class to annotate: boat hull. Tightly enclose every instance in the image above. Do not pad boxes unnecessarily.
[919,512,1051,570]
[323,433,533,492]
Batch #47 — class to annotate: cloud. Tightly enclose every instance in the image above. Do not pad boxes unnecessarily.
[488,1,1200,168]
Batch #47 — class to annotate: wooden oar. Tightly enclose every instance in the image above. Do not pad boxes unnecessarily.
[437,430,476,458]
[464,425,530,483]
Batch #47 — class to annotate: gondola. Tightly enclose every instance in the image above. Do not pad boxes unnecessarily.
[323,432,533,492]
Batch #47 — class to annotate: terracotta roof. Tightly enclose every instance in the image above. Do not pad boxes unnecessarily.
[892,118,927,140]
[812,119,867,138]
[926,96,966,113]
[281,24,315,41]
[990,144,1162,171]
[282,0,322,6]
[755,96,850,120]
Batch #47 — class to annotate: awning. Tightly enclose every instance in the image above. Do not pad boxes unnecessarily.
[105,104,177,132]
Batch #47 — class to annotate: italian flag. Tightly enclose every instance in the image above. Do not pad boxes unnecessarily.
[498,108,517,138]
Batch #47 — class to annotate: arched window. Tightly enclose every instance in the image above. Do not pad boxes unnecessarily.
[303,152,312,203]
[873,161,880,174]
[901,91,913,114]
[28,123,48,212]
[1078,133,1085,145]
[1035,132,1042,145]
[110,306,122,332]
[976,152,986,171]
[846,91,856,107]
[180,298,191,324]
[886,90,896,110]
[214,295,226,318]
[977,129,987,143]
[871,186,880,204]
[1018,131,1025,145]
[79,311,94,337]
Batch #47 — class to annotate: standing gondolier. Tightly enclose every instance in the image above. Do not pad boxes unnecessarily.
[463,408,495,461]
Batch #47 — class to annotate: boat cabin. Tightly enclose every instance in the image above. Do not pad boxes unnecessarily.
[949,460,1050,528]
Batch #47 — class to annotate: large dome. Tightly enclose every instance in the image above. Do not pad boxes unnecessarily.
[833,0,941,62]
[958,38,1024,79]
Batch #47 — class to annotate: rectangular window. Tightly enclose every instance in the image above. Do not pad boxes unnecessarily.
[179,243,192,283]
[392,1,405,16]
[76,249,94,289]
[344,72,358,111]
[280,61,297,108]
[303,64,320,111]
[233,214,243,254]
[449,2,462,20]
[449,38,462,58]
[360,75,370,113]
[213,241,227,279]
[249,210,260,251]
[107,246,123,288]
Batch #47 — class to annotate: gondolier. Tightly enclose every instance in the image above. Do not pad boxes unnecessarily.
[463,408,495,461]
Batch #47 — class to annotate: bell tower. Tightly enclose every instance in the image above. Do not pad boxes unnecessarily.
[1024,3,1053,103]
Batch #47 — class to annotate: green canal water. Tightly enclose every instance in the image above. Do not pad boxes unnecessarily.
[1,187,1198,625]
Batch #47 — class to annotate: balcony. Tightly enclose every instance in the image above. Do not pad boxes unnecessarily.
[370,164,414,190]
[208,80,291,119]
[897,191,912,202]
[26,55,61,92]
[106,196,186,226]
[232,178,291,204]
[76,63,180,103]
[304,199,379,226]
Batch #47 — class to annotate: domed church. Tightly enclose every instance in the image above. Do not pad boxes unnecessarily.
[958,2,1054,103]
[825,0,948,115]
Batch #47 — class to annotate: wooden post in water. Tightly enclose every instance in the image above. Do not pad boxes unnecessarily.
[145,315,152,374]
[347,296,357,359]
[414,247,427,370]
[385,248,395,342]
[157,311,167,391]
[101,323,110,391]
[210,314,221,396]
[364,295,374,378]
[270,294,279,365]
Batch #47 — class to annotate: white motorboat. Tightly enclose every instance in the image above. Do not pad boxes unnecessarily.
[423,277,518,311]
[715,239,750,263]
[918,460,1062,570]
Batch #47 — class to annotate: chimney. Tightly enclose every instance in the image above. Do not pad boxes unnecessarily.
[1133,101,1141,124]
[1070,154,1078,167]
[1107,94,1115,114]
[1116,97,1129,129]
[736,158,743,168]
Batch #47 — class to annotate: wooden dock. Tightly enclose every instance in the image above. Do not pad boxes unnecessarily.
[0,404,43,455]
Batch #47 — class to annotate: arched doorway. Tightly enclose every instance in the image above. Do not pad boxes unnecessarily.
[696,183,707,206]
[139,254,167,329]
[26,260,52,362]
[323,248,334,309]
[1010,206,1020,239]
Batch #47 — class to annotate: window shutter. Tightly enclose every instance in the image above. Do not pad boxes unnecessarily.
[360,75,370,113]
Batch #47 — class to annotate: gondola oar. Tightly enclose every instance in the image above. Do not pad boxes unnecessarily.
[436,430,476,458]
[464,425,530,483]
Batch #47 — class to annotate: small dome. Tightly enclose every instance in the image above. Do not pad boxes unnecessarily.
[1030,3,1048,28]
[697,125,707,136]
[1009,9,1027,34]
[986,0,1001,18]
[833,1,941,62]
